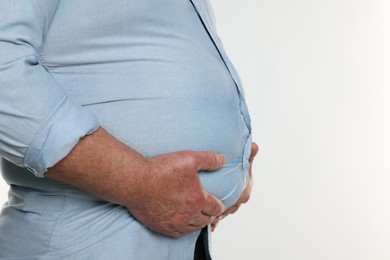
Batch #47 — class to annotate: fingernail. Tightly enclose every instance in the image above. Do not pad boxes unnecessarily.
[218,154,227,165]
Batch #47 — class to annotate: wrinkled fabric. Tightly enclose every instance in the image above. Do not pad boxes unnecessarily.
[0,0,252,259]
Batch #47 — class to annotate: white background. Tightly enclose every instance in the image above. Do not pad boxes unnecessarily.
[2,0,390,259]
[210,0,390,259]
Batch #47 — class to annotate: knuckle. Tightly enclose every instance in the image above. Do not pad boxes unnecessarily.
[210,200,222,214]
[181,150,194,158]
[209,152,221,166]
[183,201,204,219]
[189,193,206,209]
[209,153,219,166]
[173,212,191,226]
[183,153,198,168]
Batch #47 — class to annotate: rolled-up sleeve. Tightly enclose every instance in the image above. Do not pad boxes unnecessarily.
[0,1,100,177]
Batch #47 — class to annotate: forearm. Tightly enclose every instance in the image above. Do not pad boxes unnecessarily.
[45,127,146,208]
[45,127,226,237]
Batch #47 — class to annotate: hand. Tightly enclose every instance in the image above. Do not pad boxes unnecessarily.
[126,150,227,238]
[211,142,259,231]
[46,128,226,239]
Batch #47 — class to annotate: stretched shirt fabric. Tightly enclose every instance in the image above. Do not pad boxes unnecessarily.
[0,0,252,259]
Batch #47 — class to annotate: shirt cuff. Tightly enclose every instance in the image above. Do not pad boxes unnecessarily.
[23,97,99,177]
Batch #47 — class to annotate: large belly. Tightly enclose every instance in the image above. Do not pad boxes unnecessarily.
[83,71,250,207]
[40,0,251,207]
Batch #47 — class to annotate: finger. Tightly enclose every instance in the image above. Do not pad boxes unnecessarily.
[220,214,228,220]
[168,214,213,238]
[183,214,216,236]
[201,192,226,216]
[211,217,220,232]
[223,204,240,215]
[188,214,214,229]
[234,183,251,207]
[249,142,259,163]
[193,152,227,172]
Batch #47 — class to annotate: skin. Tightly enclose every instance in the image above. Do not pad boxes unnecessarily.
[46,127,258,238]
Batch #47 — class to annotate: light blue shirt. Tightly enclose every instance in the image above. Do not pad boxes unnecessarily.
[0,0,252,259]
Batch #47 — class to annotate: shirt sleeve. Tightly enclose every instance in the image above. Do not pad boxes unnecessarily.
[0,1,100,177]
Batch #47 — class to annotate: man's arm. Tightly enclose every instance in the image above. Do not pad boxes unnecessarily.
[46,127,226,238]
[0,1,225,238]
[0,0,99,175]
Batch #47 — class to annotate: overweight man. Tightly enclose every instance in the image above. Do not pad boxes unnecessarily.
[0,0,258,259]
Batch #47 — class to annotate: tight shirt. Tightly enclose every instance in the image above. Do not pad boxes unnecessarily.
[0,0,252,259]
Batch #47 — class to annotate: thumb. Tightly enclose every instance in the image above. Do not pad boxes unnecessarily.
[202,191,226,216]
[194,152,227,172]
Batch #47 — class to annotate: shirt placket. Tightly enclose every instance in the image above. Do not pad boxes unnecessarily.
[189,0,252,132]
[189,0,252,172]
